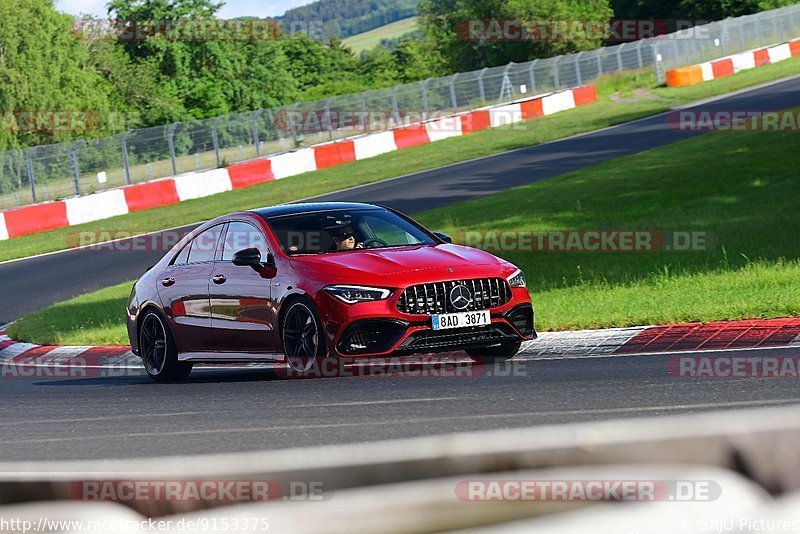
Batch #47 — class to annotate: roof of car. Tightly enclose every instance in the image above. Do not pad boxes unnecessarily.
[250,202,383,218]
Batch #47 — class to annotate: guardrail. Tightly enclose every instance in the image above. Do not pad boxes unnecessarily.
[2,405,800,531]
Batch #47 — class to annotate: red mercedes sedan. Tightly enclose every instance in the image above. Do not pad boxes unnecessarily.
[126,202,535,381]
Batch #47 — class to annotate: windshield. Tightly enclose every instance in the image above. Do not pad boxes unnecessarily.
[265,208,437,255]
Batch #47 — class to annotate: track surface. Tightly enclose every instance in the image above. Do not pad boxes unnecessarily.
[1,346,799,462]
[2,75,800,323]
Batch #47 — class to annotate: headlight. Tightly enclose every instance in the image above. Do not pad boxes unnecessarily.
[507,269,526,288]
[324,285,392,304]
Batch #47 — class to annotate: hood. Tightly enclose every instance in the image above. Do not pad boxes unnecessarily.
[289,244,505,278]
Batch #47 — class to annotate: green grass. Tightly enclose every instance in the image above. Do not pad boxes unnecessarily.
[8,281,134,345]
[9,119,800,344]
[415,127,800,331]
[1,55,799,264]
[343,17,418,53]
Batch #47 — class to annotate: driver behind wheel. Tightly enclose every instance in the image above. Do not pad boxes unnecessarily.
[332,228,364,250]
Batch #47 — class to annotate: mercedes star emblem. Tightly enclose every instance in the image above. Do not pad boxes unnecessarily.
[449,284,473,310]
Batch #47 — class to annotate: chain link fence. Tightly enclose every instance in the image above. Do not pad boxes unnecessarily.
[1,4,799,210]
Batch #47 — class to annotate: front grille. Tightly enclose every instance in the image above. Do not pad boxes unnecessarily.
[397,278,511,315]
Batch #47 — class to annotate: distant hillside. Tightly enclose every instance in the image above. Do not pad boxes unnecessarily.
[343,17,418,54]
[279,0,418,41]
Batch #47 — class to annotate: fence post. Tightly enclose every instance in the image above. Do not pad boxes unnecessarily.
[636,41,644,68]
[500,63,512,101]
[596,52,602,76]
[252,111,263,156]
[421,78,430,121]
[69,140,83,196]
[477,67,488,102]
[391,85,400,127]
[167,123,178,176]
[25,148,36,203]
[121,129,133,185]
[290,102,302,147]
[211,117,223,167]
[737,20,745,52]
[616,43,625,71]
[553,57,561,88]
[323,98,334,141]
[360,92,368,133]
[755,14,763,45]
[449,73,459,109]
[528,60,537,93]
[574,52,583,85]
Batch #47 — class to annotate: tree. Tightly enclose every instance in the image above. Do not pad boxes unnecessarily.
[611,0,798,21]
[0,0,119,150]
[107,0,297,119]
[419,0,614,71]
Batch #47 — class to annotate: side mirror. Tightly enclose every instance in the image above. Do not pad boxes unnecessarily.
[233,248,277,279]
[434,232,452,244]
[233,248,262,268]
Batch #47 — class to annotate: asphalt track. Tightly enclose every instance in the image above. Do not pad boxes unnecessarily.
[1,76,800,462]
[2,346,799,462]
[2,74,800,323]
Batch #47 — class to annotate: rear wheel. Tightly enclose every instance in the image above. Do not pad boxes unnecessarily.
[466,341,522,365]
[282,300,326,375]
[139,311,193,382]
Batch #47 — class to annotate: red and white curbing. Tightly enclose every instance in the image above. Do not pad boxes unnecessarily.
[666,37,800,87]
[526,318,800,358]
[0,86,598,242]
[2,318,799,377]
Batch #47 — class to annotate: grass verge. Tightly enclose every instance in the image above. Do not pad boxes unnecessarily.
[9,119,800,344]
[1,56,799,263]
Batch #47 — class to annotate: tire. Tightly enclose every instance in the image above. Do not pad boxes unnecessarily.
[466,341,522,365]
[139,310,193,382]
[281,299,327,376]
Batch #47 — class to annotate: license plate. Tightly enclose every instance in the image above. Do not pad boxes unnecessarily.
[432,310,491,330]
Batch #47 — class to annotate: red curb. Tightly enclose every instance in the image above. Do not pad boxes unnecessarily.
[615,319,800,354]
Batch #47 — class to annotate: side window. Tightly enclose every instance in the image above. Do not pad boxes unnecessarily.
[172,243,191,266]
[222,222,269,261]
[189,225,223,264]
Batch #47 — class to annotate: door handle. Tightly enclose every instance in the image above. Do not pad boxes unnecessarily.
[161,277,175,287]
[212,274,227,285]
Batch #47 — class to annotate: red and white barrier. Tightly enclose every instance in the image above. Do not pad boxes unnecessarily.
[0,212,8,241]
[666,38,800,87]
[173,168,232,201]
[65,189,129,226]
[270,148,317,180]
[425,116,463,141]
[353,131,397,160]
[0,86,598,241]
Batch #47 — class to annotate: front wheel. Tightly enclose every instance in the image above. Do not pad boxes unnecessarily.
[466,341,522,365]
[139,311,193,382]
[282,300,327,376]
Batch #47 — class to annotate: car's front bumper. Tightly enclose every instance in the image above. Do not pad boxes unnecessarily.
[327,300,536,358]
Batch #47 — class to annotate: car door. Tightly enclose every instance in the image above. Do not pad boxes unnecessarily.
[157,225,223,353]
[208,221,276,354]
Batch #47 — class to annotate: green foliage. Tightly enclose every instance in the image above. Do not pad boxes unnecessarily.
[610,0,798,19]
[279,0,419,40]
[418,0,614,71]
[0,0,119,150]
